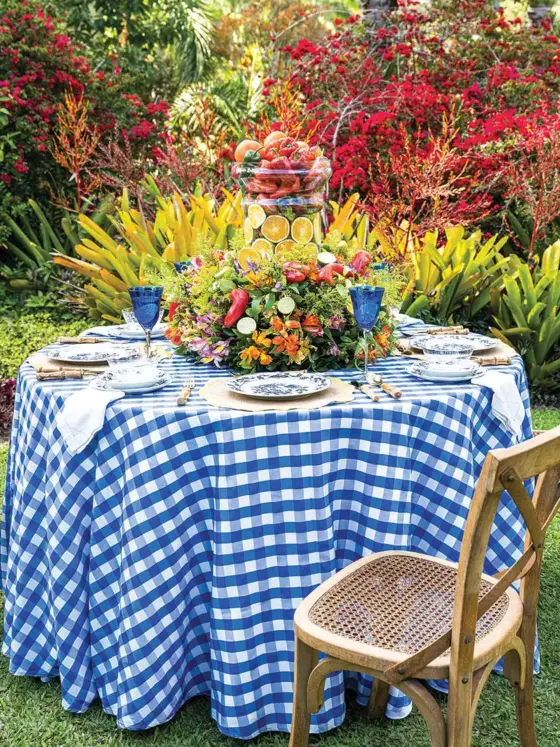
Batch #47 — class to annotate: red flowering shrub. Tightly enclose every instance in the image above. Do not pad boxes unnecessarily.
[0,0,169,235]
[0,377,16,439]
[274,0,560,228]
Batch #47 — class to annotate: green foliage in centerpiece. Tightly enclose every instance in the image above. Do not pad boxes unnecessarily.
[162,234,400,372]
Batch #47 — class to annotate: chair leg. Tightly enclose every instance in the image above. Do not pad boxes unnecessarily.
[510,607,538,747]
[513,656,537,747]
[447,671,474,747]
[288,636,319,747]
[368,678,390,719]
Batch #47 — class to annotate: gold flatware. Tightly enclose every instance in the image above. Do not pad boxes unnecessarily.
[177,375,195,405]
[351,380,380,402]
[36,367,100,380]
[368,374,402,399]
[57,336,106,344]
[425,326,469,335]
[473,356,512,366]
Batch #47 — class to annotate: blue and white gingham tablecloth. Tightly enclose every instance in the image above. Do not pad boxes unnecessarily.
[1,347,534,738]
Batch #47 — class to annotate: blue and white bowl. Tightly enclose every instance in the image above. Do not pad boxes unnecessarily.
[413,335,475,361]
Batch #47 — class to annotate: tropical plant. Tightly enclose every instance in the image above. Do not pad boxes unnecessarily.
[491,242,560,386]
[399,226,511,323]
[1,197,114,270]
[0,0,170,239]
[53,183,244,321]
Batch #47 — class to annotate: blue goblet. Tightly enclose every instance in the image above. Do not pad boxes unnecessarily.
[129,286,163,360]
[350,285,385,384]
[174,261,191,274]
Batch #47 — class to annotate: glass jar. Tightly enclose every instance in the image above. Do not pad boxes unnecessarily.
[232,155,331,255]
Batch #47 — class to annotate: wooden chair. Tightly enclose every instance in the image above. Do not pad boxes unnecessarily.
[289,426,560,747]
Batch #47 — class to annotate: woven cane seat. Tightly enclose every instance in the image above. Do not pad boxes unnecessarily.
[299,552,523,678]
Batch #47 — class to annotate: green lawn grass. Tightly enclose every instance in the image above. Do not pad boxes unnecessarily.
[1,422,559,746]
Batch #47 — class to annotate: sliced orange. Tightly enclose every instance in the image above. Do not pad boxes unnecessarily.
[291,216,314,244]
[238,246,262,270]
[248,203,266,229]
[261,215,290,243]
[275,239,296,260]
[244,218,254,243]
[251,238,273,258]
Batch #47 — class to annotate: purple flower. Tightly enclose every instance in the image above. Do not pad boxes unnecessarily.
[329,316,345,331]
[201,339,231,367]
[329,343,340,357]
[189,337,212,357]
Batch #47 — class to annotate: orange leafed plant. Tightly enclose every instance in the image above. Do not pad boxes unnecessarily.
[50,92,101,211]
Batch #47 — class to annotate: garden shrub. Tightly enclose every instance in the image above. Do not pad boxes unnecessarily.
[275,0,560,226]
[0,0,169,238]
[0,310,86,379]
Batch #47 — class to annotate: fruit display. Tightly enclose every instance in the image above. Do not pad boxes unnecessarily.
[232,130,331,258]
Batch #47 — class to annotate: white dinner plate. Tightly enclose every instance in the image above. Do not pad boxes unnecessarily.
[46,343,136,364]
[226,372,331,400]
[90,371,173,394]
[103,367,164,390]
[106,324,167,340]
[408,333,497,352]
[410,362,481,382]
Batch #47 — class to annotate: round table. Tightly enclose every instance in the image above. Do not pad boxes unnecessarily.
[1,349,533,739]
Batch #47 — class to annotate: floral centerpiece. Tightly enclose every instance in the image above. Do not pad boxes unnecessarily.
[160,128,399,372]
[163,234,399,372]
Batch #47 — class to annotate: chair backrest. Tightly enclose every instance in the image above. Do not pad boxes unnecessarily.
[385,426,560,684]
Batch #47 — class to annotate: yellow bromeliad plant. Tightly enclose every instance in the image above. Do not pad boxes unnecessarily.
[399,227,513,323]
[53,182,244,322]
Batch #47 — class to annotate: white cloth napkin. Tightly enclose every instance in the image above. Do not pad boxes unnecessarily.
[471,370,525,441]
[56,387,125,454]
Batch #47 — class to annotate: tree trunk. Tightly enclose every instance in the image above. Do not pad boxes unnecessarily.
[360,0,399,26]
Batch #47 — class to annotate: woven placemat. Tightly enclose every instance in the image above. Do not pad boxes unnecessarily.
[199,377,354,412]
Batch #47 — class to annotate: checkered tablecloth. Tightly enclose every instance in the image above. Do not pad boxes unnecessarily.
[1,348,534,739]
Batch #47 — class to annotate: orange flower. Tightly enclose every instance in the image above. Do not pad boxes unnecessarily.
[285,319,301,329]
[272,335,287,351]
[259,352,272,365]
[271,316,285,332]
[252,330,272,348]
[301,313,323,337]
[285,333,300,356]
[240,345,261,361]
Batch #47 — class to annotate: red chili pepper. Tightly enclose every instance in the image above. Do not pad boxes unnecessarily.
[284,261,309,277]
[168,301,179,321]
[279,145,297,157]
[224,289,250,328]
[268,157,291,171]
[317,263,346,285]
[284,270,307,283]
[247,178,276,194]
[270,185,295,198]
[351,250,373,275]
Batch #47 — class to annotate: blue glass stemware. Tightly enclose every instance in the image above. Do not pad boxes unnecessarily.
[350,285,385,384]
[174,261,191,274]
[129,286,163,360]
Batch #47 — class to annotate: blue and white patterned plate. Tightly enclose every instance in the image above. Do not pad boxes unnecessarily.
[46,343,137,364]
[408,333,497,352]
[90,370,172,394]
[226,372,331,400]
[106,324,167,340]
[410,360,481,382]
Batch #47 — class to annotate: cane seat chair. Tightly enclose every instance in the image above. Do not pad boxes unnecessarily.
[289,427,560,747]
